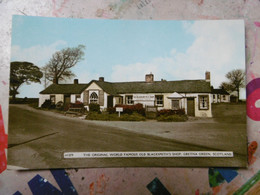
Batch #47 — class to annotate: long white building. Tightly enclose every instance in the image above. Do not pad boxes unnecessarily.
[39,72,213,117]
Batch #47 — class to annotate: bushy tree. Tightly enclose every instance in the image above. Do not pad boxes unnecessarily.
[220,69,245,100]
[10,61,43,100]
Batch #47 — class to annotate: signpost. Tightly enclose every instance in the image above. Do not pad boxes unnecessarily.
[116,107,123,117]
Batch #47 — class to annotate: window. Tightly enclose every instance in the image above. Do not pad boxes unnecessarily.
[213,94,215,99]
[172,100,180,110]
[76,94,81,102]
[115,97,123,104]
[126,95,134,105]
[90,92,98,104]
[155,95,164,106]
[50,95,55,104]
[223,95,226,100]
[199,95,209,110]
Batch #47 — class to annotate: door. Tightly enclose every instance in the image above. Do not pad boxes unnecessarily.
[64,95,71,104]
[187,97,195,116]
[107,95,114,108]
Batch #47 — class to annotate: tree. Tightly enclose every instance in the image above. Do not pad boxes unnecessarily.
[220,69,245,100]
[43,45,85,84]
[10,61,43,100]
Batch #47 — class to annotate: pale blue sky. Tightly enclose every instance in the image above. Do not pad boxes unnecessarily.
[11,16,246,98]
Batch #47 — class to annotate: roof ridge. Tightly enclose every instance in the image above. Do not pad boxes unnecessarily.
[95,79,206,84]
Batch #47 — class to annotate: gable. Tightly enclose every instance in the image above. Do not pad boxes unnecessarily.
[86,82,103,91]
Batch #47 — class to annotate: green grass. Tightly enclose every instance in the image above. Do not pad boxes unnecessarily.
[86,112,146,121]
[212,102,246,124]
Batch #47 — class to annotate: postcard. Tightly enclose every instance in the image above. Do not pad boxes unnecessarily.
[8,16,247,169]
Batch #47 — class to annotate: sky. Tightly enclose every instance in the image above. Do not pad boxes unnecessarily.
[11,15,246,98]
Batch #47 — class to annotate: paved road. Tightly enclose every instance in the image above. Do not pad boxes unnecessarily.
[8,105,247,169]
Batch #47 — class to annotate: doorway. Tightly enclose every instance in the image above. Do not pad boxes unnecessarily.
[187,97,195,116]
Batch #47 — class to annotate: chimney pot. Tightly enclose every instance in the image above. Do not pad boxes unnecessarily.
[74,79,79,84]
[145,73,154,83]
[99,77,104,82]
[205,71,210,82]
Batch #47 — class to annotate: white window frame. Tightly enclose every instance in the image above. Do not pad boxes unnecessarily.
[155,95,164,107]
[50,95,55,104]
[90,91,99,104]
[199,95,209,110]
[125,95,134,105]
[172,99,180,110]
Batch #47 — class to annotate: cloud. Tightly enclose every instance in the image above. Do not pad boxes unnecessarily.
[110,20,245,92]
[11,40,67,67]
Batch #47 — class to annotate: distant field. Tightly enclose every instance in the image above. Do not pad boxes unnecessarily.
[212,103,246,124]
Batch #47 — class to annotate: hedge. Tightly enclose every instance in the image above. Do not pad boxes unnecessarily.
[86,112,145,121]
[157,114,188,122]
[157,108,185,117]
[89,103,101,113]
[107,103,145,116]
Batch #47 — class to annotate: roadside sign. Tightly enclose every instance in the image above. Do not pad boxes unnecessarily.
[116,107,123,117]
[116,107,123,112]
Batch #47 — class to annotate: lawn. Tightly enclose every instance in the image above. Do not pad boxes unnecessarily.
[212,102,246,124]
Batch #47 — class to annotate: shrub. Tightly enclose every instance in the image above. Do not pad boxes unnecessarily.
[157,114,188,122]
[107,107,116,114]
[69,101,84,108]
[86,112,112,121]
[157,108,185,117]
[85,112,145,121]
[89,103,100,113]
[9,98,39,104]
[120,112,146,121]
[115,103,145,116]
[41,99,55,109]
[55,101,64,111]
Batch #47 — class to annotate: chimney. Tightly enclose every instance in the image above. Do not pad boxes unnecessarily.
[99,77,104,82]
[145,73,154,83]
[74,79,79,84]
[205,71,210,82]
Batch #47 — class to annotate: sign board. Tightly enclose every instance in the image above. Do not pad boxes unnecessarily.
[116,107,123,112]
[133,94,155,101]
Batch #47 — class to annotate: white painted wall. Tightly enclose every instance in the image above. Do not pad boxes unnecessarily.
[220,94,230,103]
[38,94,50,107]
[87,82,102,90]
[211,94,230,103]
[71,94,76,103]
[55,94,64,104]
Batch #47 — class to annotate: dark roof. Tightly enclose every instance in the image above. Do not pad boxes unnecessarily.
[211,88,229,95]
[40,84,89,94]
[40,79,212,95]
[93,79,211,95]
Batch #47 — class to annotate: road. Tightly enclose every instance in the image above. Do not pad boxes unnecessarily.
[8,105,247,169]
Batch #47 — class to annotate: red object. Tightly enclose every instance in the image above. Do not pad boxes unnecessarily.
[248,141,258,165]
[0,105,8,173]
[254,22,260,27]
[247,88,260,121]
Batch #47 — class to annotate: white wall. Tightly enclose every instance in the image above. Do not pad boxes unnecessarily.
[55,94,64,104]
[211,94,230,103]
[183,93,212,117]
[38,94,50,107]
[71,94,76,103]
